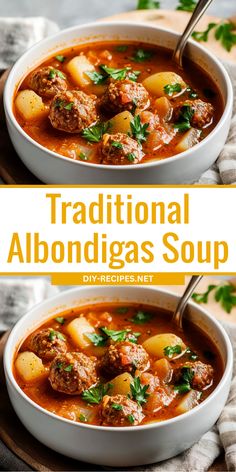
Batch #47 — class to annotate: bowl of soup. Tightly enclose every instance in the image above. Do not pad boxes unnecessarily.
[4,286,233,466]
[4,22,233,184]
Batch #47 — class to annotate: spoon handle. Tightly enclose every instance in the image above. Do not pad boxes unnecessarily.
[172,0,214,68]
[172,275,203,330]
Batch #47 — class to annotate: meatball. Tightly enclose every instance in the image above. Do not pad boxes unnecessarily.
[101,133,143,165]
[29,66,67,99]
[101,79,150,114]
[49,90,98,133]
[29,328,67,361]
[100,394,144,426]
[49,352,97,395]
[174,361,214,391]
[101,341,150,376]
[174,99,214,129]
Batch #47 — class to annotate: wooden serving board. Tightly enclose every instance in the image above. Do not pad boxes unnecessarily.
[1,276,235,470]
[0,9,236,184]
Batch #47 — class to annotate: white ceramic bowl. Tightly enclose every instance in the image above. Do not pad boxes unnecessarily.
[4,286,233,467]
[4,22,233,184]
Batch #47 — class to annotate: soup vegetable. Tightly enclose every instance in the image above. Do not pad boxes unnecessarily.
[14,42,222,166]
[14,304,222,427]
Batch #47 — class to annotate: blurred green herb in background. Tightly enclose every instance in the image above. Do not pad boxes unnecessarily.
[192,283,236,313]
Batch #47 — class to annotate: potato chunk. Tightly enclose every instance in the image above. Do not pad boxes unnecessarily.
[108,111,133,134]
[15,90,46,121]
[153,358,172,383]
[107,372,133,395]
[143,333,186,359]
[175,390,201,415]
[154,97,172,121]
[175,128,201,153]
[143,72,186,98]
[66,55,95,87]
[67,317,95,349]
[15,351,45,382]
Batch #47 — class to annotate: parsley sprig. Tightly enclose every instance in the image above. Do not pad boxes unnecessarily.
[82,122,109,143]
[192,283,236,314]
[130,377,149,405]
[130,49,153,63]
[54,316,65,325]
[137,0,160,10]
[130,115,149,144]
[82,384,111,404]
[48,68,66,80]
[49,329,65,341]
[164,344,182,358]
[129,310,153,324]
[174,366,194,394]
[174,104,194,132]
[86,327,140,346]
[164,83,182,96]
[192,21,236,52]
[86,65,140,85]
[176,0,197,12]
[54,98,74,111]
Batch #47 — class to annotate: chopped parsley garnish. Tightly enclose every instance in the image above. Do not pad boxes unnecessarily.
[112,403,123,410]
[116,306,128,314]
[100,64,129,81]
[82,384,110,404]
[55,55,66,63]
[49,68,66,80]
[85,332,107,347]
[82,122,109,143]
[101,327,131,343]
[130,376,149,405]
[164,83,182,96]
[193,21,236,52]
[127,153,136,162]
[137,0,160,10]
[174,366,194,394]
[129,310,153,324]
[64,364,73,372]
[186,347,198,361]
[164,344,182,358]
[127,414,135,424]
[130,48,153,62]
[115,45,128,52]
[78,152,88,161]
[186,87,198,99]
[127,70,141,82]
[130,115,149,144]
[64,102,74,111]
[79,413,87,422]
[128,332,141,343]
[111,141,123,149]
[176,0,197,12]
[85,70,106,85]
[54,98,73,111]
[174,104,194,132]
[193,283,236,314]
[54,316,65,325]
[49,329,65,341]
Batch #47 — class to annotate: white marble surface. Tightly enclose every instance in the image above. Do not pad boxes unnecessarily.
[0,0,234,27]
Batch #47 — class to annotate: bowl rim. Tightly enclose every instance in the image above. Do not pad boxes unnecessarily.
[4,285,233,433]
[4,21,234,173]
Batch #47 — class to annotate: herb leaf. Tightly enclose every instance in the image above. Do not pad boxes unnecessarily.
[100,64,129,81]
[192,23,217,42]
[55,55,66,63]
[64,364,73,372]
[49,329,65,341]
[54,316,65,325]
[127,414,135,424]
[164,83,182,96]
[78,152,88,161]
[186,347,198,361]
[176,0,197,12]
[174,366,194,394]
[214,22,236,52]
[137,0,160,10]
[82,122,109,143]
[127,153,136,162]
[130,115,149,144]
[49,68,66,80]
[130,376,149,405]
[116,45,128,52]
[85,332,107,347]
[101,327,131,343]
[186,86,198,99]
[131,49,153,62]
[192,284,216,304]
[129,310,153,324]
[82,384,110,404]
[111,141,123,149]
[174,104,194,132]
[85,70,106,85]
[112,403,123,410]
[116,307,128,314]
[164,344,182,358]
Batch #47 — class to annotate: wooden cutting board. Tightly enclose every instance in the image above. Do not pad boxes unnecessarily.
[0,9,236,184]
[1,276,235,470]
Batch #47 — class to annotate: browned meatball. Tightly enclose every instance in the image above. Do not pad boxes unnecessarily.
[101,133,143,165]
[101,79,150,114]
[29,328,67,361]
[49,90,98,133]
[174,99,214,129]
[174,361,214,391]
[101,341,150,376]
[100,394,144,426]
[29,66,67,98]
[49,352,97,395]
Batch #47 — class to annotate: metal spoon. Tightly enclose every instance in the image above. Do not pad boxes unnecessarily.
[172,275,203,330]
[172,0,214,68]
